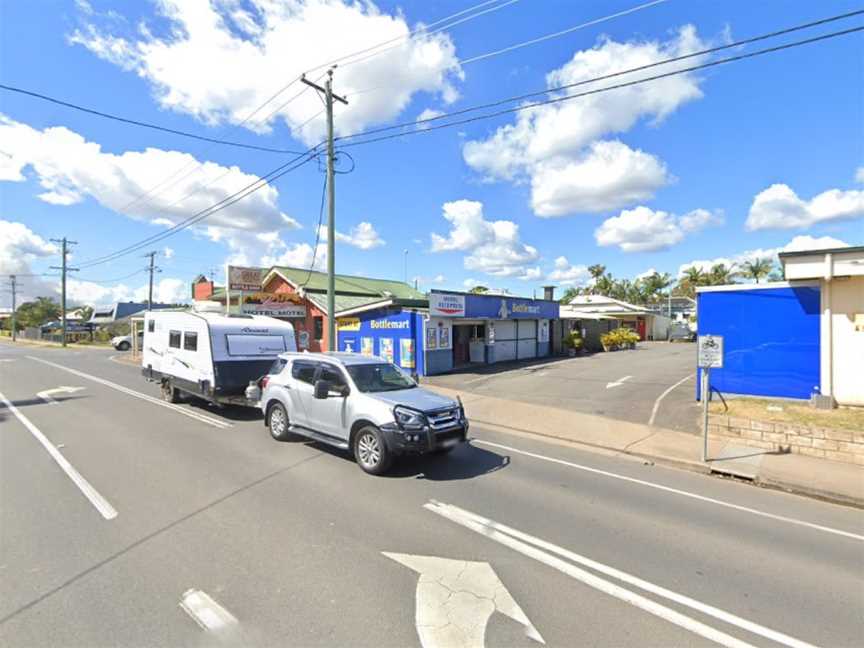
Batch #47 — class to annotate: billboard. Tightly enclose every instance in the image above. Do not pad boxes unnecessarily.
[240,292,305,317]
[430,292,466,317]
[227,266,263,291]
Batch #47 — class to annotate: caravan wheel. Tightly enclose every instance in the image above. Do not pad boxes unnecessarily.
[161,379,180,403]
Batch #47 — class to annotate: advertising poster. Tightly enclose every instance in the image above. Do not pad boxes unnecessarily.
[400,339,415,368]
[425,324,437,350]
[438,326,450,349]
[361,337,374,356]
[298,330,310,350]
[380,338,394,363]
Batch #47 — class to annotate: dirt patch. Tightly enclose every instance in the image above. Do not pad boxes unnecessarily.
[709,398,863,431]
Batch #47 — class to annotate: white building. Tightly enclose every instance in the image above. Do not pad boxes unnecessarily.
[561,295,671,341]
[780,245,864,406]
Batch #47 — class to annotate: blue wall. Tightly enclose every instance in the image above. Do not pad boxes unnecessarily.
[697,286,820,400]
[337,309,425,377]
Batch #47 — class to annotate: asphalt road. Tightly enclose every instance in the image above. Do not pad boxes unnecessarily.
[424,342,699,433]
[1,341,862,648]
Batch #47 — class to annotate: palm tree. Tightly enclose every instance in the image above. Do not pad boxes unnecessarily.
[681,266,705,286]
[559,286,580,304]
[468,285,489,294]
[708,263,737,286]
[741,258,774,284]
[641,272,673,303]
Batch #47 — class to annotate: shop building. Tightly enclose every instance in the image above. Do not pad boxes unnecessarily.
[562,295,671,341]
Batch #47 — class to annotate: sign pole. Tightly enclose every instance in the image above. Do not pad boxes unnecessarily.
[702,367,710,462]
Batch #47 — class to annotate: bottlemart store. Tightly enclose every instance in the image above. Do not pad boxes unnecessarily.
[424,290,560,375]
[335,290,559,377]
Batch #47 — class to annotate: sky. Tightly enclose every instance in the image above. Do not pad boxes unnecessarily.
[1,0,862,308]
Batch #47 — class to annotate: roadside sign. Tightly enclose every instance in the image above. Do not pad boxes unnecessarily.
[227,266,263,292]
[697,334,724,368]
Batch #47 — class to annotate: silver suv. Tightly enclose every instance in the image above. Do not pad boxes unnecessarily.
[258,352,468,474]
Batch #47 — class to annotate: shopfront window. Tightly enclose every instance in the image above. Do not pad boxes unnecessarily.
[314,316,324,341]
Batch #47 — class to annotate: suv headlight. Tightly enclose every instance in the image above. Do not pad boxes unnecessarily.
[394,406,427,431]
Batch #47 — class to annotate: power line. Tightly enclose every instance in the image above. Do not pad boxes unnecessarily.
[337,21,864,148]
[75,268,148,284]
[75,148,321,269]
[0,84,305,155]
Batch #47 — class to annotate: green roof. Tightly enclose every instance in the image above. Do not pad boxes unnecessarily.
[268,266,425,300]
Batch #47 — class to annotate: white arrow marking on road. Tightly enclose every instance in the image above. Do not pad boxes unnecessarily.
[383,552,544,648]
[179,589,237,631]
[37,386,85,405]
[606,375,632,389]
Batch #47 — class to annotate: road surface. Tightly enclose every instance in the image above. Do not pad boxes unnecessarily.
[1,342,861,647]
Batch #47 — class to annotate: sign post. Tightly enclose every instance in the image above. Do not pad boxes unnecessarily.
[697,334,724,462]
[226,266,263,316]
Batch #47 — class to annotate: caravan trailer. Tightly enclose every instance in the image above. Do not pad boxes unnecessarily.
[142,310,297,406]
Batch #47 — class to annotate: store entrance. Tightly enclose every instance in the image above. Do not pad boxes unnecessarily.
[453,323,485,368]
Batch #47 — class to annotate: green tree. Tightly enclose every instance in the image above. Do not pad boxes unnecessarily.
[76,305,94,322]
[559,286,580,304]
[468,285,489,294]
[14,297,61,328]
[741,258,774,284]
[708,263,737,285]
[639,272,673,304]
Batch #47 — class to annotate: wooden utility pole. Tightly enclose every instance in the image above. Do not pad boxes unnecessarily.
[50,237,78,347]
[144,251,160,310]
[9,274,16,342]
[302,69,347,351]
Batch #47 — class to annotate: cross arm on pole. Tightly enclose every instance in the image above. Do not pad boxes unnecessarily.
[301,74,349,105]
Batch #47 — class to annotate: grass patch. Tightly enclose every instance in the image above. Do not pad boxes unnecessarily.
[710,398,864,431]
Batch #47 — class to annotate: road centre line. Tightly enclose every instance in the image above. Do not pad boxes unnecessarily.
[0,388,117,520]
[27,356,232,429]
[426,501,759,648]
[427,501,816,648]
[473,439,864,542]
[649,373,695,426]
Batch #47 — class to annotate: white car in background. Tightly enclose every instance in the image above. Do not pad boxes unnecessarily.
[111,332,143,351]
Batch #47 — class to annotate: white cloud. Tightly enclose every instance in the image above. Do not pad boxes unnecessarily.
[595,206,720,253]
[67,276,189,306]
[677,235,850,277]
[430,200,540,279]
[70,0,462,145]
[0,114,303,260]
[416,108,444,129]
[163,247,175,259]
[0,220,58,305]
[746,183,864,230]
[547,256,590,285]
[530,141,669,216]
[463,26,707,216]
[856,167,864,184]
[261,242,327,271]
[635,268,658,281]
[463,278,481,289]
[318,221,385,249]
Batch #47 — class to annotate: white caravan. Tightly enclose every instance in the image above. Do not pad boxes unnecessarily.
[142,310,297,406]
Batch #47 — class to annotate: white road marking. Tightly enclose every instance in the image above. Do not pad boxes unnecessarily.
[648,373,695,426]
[0,388,117,520]
[384,553,544,648]
[37,385,85,405]
[473,439,864,542]
[427,501,817,648]
[0,358,16,363]
[179,589,237,631]
[605,375,633,389]
[28,356,232,429]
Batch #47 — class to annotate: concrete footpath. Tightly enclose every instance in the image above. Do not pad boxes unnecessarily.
[429,386,864,508]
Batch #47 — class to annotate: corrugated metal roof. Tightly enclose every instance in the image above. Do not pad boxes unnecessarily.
[268,266,425,300]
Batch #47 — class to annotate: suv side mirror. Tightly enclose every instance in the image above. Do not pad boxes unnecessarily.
[338,384,350,398]
[313,379,332,399]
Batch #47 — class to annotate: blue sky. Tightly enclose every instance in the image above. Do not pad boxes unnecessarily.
[1,0,862,307]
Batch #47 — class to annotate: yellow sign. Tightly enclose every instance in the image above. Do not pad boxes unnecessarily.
[338,317,361,331]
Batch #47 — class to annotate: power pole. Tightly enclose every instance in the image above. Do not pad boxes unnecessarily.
[302,69,347,351]
[50,237,78,347]
[9,274,16,342]
[144,251,161,310]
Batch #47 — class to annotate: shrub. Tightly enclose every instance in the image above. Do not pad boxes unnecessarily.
[600,331,618,350]
[564,331,583,350]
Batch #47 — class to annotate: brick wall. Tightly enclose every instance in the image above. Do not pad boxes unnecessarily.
[709,415,864,465]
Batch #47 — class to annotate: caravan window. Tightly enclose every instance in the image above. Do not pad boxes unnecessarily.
[169,330,181,348]
[148,320,155,333]
[225,334,287,356]
[183,331,198,351]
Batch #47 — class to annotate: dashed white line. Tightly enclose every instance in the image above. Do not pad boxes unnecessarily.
[427,501,817,648]
[27,356,232,429]
[473,439,864,542]
[648,373,695,426]
[0,388,117,520]
[179,589,237,631]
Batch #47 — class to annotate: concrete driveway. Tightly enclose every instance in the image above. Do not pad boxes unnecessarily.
[423,341,699,433]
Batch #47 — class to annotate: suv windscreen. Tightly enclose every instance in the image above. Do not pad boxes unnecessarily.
[346,363,416,393]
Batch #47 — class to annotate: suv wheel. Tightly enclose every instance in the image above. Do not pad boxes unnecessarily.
[353,426,392,475]
[161,379,180,403]
[267,402,293,442]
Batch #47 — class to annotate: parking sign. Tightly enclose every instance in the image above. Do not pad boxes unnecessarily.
[697,334,724,368]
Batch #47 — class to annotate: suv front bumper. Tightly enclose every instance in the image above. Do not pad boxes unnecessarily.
[380,421,469,456]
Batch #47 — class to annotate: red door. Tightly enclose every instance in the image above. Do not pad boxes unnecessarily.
[636,318,646,341]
